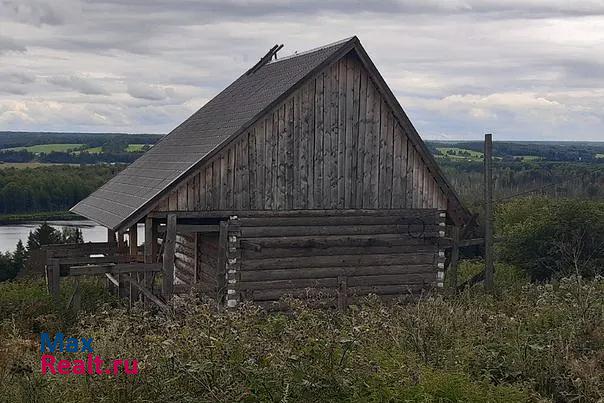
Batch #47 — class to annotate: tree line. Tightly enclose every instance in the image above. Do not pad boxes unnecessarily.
[0,223,83,281]
[0,165,122,214]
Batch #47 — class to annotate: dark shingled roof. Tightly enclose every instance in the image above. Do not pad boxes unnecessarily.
[71,37,356,230]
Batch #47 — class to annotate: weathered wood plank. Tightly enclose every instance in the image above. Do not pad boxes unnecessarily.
[277,104,287,209]
[265,115,274,209]
[240,252,436,270]
[240,224,440,238]
[350,56,361,208]
[256,121,265,209]
[337,57,347,208]
[240,265,434,282]
[293,88,302,208]
[314,73,324,207]
[356,66,367,208]
[242,245,436,259]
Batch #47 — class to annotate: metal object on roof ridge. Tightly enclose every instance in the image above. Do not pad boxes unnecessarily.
[246,44,284,75]
[268,36,356,64]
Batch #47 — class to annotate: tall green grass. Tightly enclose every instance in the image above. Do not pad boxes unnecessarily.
[0,275,602,402]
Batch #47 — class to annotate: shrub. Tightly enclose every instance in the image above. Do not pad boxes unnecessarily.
[497,197,604,280]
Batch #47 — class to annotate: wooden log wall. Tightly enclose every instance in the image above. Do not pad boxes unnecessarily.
[154,52,448,214]
[229,209,446,307]
[196,233,220,298]
[174,233,196,286]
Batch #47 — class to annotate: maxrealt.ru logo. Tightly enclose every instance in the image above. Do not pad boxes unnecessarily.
[40,332,138,375]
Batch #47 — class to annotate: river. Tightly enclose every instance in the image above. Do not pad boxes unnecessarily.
[0,220,144,253]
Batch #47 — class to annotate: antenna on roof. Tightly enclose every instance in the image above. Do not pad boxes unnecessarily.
[246,44,284,75]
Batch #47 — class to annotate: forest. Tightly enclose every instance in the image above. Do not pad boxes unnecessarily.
[0,165,121,215]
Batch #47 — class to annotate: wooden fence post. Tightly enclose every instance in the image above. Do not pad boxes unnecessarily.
[162,214,176,300]
[225,216,241,308]
[484,133,494,291]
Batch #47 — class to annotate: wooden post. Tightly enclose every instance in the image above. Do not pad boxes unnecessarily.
[484,133,494,291]
[162,214,176,299]
[129,224,139,305]
[50,262,60,299]
[144,217,157,305]
[107,228,117,245]
[117,230,127,298]
[106,228,116,294]
[448,225,460,292]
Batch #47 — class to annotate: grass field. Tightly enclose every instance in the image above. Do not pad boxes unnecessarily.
[515,155,542,161]
[436,147,483,160]
[81,146,103,153]
[125,143,148,152]
[4,143,84,153]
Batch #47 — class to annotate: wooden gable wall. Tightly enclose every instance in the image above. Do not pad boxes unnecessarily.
[154,52,448,213]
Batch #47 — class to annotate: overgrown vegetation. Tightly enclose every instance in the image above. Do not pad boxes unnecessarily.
[0,275,602,402]
[497,198,604,280]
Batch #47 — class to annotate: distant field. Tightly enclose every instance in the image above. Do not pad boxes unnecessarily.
[516,155,542,161]
[81,146,103,154]
[126,143,148,152]
[5,143,84,153]
[436,147,483,160]
[597,154,604,159]
[0,162,78,169]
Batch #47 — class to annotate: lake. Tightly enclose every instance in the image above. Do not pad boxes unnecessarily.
[0,220,144,253]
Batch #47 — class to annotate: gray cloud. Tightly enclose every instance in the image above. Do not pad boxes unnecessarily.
[47,75,109,95]
[0,0,603,140]
[127,82,174,101]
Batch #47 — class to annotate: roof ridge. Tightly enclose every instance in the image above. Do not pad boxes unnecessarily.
[267,36,355,64]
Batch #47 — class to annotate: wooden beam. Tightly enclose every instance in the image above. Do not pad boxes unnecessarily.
[69,263,162,276]
[484,133,494,291]
[105,273,119,287]
[162,213,176,299]
[157,224,220,233]
[122,275,170,313]
[149,208,442,219]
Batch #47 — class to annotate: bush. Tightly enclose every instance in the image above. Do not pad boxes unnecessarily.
[497,197,604,280]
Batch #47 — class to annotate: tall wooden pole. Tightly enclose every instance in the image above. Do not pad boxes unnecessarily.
[484,133,494,291]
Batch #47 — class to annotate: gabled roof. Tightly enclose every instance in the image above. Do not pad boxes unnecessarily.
[71,38,356,230]
[72,36,469,230]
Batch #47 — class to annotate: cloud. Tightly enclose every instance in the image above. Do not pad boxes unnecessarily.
[0,0,81,26]
[0,35,26,53]
[47,75,110,95]
[127,82,175,101]
[0,0,602,140]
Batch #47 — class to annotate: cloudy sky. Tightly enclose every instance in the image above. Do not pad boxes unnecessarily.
[1,0,603,141]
